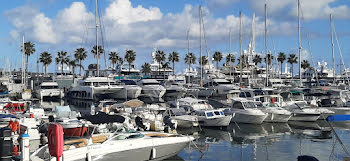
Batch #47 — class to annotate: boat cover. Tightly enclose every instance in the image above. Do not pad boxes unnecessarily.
[80,112,125,124]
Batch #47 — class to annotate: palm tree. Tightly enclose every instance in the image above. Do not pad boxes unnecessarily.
[109,51,119,69]
[226,54,235,65]
[301,60,310,70]
[39,51,52,75]
[287,54,298,77]
[155,50,166,75]
[55,51,69,74]
[21,41,36,72]
[141,62,151,76]
[91,45,104,75]
[168,52,179,76]
[213,51,223,69]
[125,50,136,72]
[264,53,274,66]
[199,56,208,66]
[253,55,262,66]
[184,53,196,70]
[277,52,286,74]
[237,55,248,68]
[68,58,79,75]
[162,62,171,79]
[74,48,87,75]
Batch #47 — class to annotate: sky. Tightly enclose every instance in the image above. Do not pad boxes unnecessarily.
[2,0,350,74]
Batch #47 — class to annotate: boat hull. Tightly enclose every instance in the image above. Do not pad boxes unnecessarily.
[289,113,320,122]
[198,115,232,127]
[264,113,292,123]
[231,113,267,124]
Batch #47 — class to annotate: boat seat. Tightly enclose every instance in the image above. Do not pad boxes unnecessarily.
[92,135,108,143]
[64,138,88,148]
[145,133,169,137]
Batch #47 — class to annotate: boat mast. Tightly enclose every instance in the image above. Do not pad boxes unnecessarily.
[95,0,100,77]
[330,14,336,84]
[199,6,203,87]
[22,36,25,85]
[265,3,268,86]
[298,0,302,81]
[187,29,190,55]
[229,28,232,77]
[239,11,243,87]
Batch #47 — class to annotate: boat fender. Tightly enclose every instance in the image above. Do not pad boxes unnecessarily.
[48,123,64,161]
[86,152,92,161]
[21,134,30,161]
[151,147,156,159]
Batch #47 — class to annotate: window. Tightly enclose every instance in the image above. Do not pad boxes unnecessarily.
[214,111,220,115]
[206,112,214,117]
[232,102,244,109]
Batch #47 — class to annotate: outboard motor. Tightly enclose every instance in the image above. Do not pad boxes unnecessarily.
[163,116,175,130]
[135,116,146,130]
[0,128,12,161]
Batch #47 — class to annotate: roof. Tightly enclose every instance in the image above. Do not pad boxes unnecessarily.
[41,82,59,86]
[178,97,206,104]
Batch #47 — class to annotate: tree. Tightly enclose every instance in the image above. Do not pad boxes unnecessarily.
[301,60,310,70]
[125,50,136,73]
[162,62,171,79]
[213,51,223,70]
[68,58,80,76]
[155,50,166,75]
[39,51,52,75]
[168,51,179,76]
[264,53,274,65]
[277,52,286,74]
[199,56,208,66]
[109,51,119,69]
[91,45,104,75]
[184,53,196,70]
[74,48,87,75]
[55,51,69,74]
[237,55,248,68]
[253,55,262,66]
[21,41,36,72]
[287,54,298,77]
[226,53,235,65]
[141,62,151,76]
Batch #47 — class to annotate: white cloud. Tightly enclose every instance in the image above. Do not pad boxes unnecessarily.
[104,0,162,25]
[249,0,350,20]
[4,0,296,52]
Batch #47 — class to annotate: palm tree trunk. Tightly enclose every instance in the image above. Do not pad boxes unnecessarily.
[129,63,131,73]
[79,60,82,75]
[280,62,283,76]
[158,64,160,75]
[61,62,64,74]
[172,61,175,76]
[291,64,294,78]
[26,55,29,73]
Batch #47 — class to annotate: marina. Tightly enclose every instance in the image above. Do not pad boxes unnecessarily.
[0,0,350,161]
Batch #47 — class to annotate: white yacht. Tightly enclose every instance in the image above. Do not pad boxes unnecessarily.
[30,131,194,161]
[253,95,292,123]
[114,80,142,99]
[163,80,187,98]
[177,97,232,127]
[224,98,267,124]
[69,77,124,100]
[36,82,64,100]
[283,101,321,121]
[203,78,239,97]
[138,79,166,98]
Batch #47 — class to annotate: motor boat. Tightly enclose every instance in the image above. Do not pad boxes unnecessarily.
[113,80,142,99]
[30,131,194,161]
[253,95,292,123]
[202,78,239,97]
[138,79,166,98]
[163,81,187,98]
[68,77,124,100]
[167,108,199,128]
[283,101,321,121]
[177,97,232,127]
[224,98,267,124]
[36,81,64,100]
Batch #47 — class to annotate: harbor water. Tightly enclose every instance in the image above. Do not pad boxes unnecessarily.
[45,100,350,161]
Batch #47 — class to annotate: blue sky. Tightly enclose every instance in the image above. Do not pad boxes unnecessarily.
[2,0,350,73]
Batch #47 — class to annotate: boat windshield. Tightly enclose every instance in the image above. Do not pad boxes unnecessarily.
[295,102,308,108]
[192,102,212,110]
[41,86,58,89]
[243,102,256,108]
[143,82,160,85]
[215,81,231,85]
[265,103,280,108]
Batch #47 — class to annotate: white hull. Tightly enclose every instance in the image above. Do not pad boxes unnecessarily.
[264,113,292,123]
[231,113,267,124]
[289,113,320,121]
[111,86,142,99]
[37,89,64,100]
[31,132,194,161]
[141,86,166,98]
[198,115,232,127]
